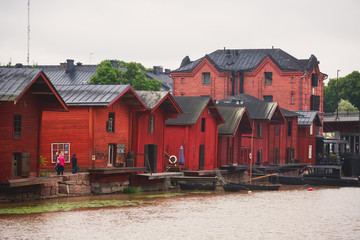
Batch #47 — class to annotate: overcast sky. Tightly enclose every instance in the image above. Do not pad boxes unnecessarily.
[0,0,359,80]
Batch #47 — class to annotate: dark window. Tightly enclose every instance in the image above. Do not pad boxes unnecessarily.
[149,115,154,133]
[311,74,318,87]
[291,92,294,104]
[288,121,292,137]
[311,95,320,111]
[202,72,210,85]
[201,118,206,132]
[199,145,205,170]
[14,114,21,138]
[257,123,262,137]
[257,150,263,164]
[265,72,272,85]
[263,95,273,102]
[275,148,279,164]
[181,78,184,84]
[276,125,279,136]
[107,113,115,133]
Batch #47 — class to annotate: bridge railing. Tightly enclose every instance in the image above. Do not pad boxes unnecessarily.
[323,111,360,118]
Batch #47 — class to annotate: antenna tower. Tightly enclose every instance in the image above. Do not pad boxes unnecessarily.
[27,0,30,65]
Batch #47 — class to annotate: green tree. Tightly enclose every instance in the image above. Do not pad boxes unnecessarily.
[90,60,161,91]
[338,99,358,112]
[323,71,360,112]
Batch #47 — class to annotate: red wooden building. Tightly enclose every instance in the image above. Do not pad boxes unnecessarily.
[0,68,67,184]
[217,106,252,166]
[295,111,322,165]
[132,91,182,173]
[218,94,299,165]
[40,84,147,171]
[171,48,326,114]
[165,96,224,171]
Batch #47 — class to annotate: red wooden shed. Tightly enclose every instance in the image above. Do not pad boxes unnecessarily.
[165,96,224,171]
[217,106,252,167]
[132,91,182,173]
[40,84,146,171]
[0,68,67,184]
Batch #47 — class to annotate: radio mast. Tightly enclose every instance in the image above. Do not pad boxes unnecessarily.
[27,0,30,65]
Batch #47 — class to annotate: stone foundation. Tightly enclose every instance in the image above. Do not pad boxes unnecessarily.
[58,173,91,196]
[91,181,130,194]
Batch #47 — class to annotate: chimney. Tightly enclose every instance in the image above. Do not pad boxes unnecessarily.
[165,69,171,75]
[153,66,159,75]
[76,62,82,66]
[110,60,118,69]
[66,59,75,73]
[15,63,23,68]
[158,66,163,73]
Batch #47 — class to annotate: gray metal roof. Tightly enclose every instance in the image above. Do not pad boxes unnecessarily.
[173,48,318,73]
[0,68,42,101]
[166,96,211,125]
[281,108,301,118]
[217,94,280,121]
[295,111,322,126]
[218,106,246,135]
[146,72,173,92]
[56,84,131,106]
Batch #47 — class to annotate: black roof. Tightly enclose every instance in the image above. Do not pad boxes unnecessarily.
[218,106,251,135]
[173,48,318,73]
[166,96,223,125]
[281,108,301,118]
[295,111,322,126]
[0,68,43,101]
[217,94,282,121]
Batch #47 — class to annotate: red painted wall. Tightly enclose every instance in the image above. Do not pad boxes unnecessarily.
[40,99,132,171]
[297,124,316,165]
[165,105,219,171]
[0,90,41,182]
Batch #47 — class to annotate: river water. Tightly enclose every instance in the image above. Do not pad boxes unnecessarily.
[0,186,360,240]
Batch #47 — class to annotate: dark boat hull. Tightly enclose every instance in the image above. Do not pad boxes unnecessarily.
[179,182,217,191]
[223,182,280,192]
[270,175,359,187]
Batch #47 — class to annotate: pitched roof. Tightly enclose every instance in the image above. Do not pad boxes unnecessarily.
[0,68,43,101]
[145,72,173,92]
[56,84,145,108]
[217,106,251,135]
[135,90,182,114]
[281,108,301,118]
[0,68,68,110]
[217,94,284,121]
[166,96,223,125]
[295,111,322,126]
[172,48,318,73]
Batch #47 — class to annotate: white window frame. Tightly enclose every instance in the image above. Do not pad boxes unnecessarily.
[308,145,312,159]
[51,143,71,163]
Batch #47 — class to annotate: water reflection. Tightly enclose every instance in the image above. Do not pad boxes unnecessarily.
[1,187,359,239]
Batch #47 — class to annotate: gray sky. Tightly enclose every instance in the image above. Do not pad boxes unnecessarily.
[1,0,359,80]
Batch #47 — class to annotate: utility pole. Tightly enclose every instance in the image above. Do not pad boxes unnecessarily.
[27,0,30,66]
[336,70,340,121]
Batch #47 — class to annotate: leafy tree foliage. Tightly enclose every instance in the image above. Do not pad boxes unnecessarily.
[323,71,360,112]
[338,99,358,112]
[90,60,161,91]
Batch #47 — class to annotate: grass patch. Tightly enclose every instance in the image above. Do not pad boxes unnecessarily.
[123,186,142,194]
[0,200,154,215]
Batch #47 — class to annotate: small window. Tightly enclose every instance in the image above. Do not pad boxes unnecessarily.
[310,122,313,135]
[51,143,71,163]
[202,72,210,85]
[309,145,312,159]
[276,125,279,136]
[265,72,272,85]
[311,74,318,86]
[257,123,262,137]
[263,95,273,102]
[291,92,294,104]
[149,115,154,133]
[181,78,184,84]
[288,121,292,137]
[257,150,263,164]
[107,113,115,133]
[201,118,206,132]
[14,114,21,138]
[291,77,294,83]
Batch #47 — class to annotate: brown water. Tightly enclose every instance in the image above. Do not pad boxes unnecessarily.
[1,186,360,239]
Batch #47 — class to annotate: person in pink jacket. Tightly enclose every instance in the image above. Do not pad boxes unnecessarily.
[57,151,65,175]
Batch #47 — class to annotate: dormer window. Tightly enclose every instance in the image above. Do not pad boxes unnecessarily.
[202,72,210,85]
[265,72,272,85]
